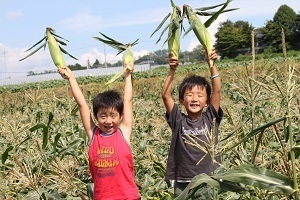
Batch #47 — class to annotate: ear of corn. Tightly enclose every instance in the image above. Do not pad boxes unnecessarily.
[46,28,66,68]
[168,2,181,59]
[183,1,237,67]
[93,32,139,85]
[183,4,214,67]
[151,0,182,60]
[19,27,77,76]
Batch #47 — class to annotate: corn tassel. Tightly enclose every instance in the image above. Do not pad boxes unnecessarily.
[183,4,213,67]
[93,32,138,85]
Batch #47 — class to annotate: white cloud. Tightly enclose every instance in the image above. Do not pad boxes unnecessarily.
[5,10,23,19]
[60,13,103,31]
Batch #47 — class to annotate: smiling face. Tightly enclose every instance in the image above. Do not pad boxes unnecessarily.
[179,85,208,120]
[95,107,123,134]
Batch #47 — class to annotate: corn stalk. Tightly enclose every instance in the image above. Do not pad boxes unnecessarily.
[281,28,299,200]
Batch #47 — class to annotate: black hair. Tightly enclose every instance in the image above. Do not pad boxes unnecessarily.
[92,90,123,118]
[178,75,211,103]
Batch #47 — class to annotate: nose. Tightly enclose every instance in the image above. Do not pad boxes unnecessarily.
[191,94,197,101]
[105,117,112,124]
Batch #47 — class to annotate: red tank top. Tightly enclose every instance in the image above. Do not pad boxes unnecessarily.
[88,127,140,200]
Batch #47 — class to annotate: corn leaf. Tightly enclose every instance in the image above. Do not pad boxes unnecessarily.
[176,173,245,200]
[105,69,126,86]
[59,138,85,159]
[228,116,286,150]
[150,13,171,38]
[196,8,239,17]
[204,0,234,28]
[213,164,295,195]
[24,36,46,52]
[19,42,47,61]
[53,133,61,154]
[19,27,77,62]
[59,46,78,60]
[291,145,300,159]
[1,146,13,164]
[194,2,228,11]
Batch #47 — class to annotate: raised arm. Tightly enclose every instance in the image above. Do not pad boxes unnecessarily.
[58,67,95,141]
[207,49,221,112]
[119,62,133,143]
[162,53,178,115]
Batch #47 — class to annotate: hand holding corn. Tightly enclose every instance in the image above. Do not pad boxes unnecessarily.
[58,66,73,80]
[123,62,134,77]
[205,48,218,68]
[169,53,179,71]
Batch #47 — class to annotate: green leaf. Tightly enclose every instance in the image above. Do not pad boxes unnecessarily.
[150,13,171,38]
[71,104,79,116]
[59,138,84,158]
[29,123,46,132]
[53,133,61,154]
[47,112,54,127]
[42,126,49,149]
[228,116,286,150]
[213,164,295,195]
[204,0,233,28]
[24,36,47,52]
[59,46,78,60]
[2,146,13,164]
[19,42,47,61]
[291,145,300,159]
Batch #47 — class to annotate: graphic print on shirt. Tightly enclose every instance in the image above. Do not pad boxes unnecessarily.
[181,124,209,136]
[94,145,119,178]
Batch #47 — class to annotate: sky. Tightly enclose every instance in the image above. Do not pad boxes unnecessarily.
[0,0,299,79]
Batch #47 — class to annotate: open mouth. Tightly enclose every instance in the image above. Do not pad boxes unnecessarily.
[190,103,199,108]
[104,125,113,131]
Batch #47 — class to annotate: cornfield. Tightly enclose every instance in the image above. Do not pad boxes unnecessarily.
[1,41,300,199]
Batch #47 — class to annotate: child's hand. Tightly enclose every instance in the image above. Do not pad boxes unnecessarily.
[124,62,134,77]
[205,48,218,67]
[169,53,178,71]
[58,66,72,79]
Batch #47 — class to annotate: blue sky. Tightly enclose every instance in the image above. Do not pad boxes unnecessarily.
[0,0,299,79]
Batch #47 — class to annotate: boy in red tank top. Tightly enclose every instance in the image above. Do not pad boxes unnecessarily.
[58,62,140,200]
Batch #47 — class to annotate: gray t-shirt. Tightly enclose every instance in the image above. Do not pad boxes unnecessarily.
[165,104,223,181]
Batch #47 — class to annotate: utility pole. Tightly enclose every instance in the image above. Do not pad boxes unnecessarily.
[3,49,6,79]
[103,43,107,68]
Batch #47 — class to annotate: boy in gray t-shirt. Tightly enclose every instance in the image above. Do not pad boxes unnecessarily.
[162,49,222,198]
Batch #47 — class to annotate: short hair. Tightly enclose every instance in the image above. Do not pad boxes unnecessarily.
[178,75,211,103]
[92,90,123,118]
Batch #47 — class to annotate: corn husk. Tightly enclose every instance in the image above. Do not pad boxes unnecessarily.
[19,27,77,73]
[93,32,138,85]
[151,0,182,59]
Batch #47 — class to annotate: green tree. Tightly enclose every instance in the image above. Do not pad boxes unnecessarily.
[215,20,254,58]
[262,5,297,52]
[92,59,101,68]
[291,13,300,50]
